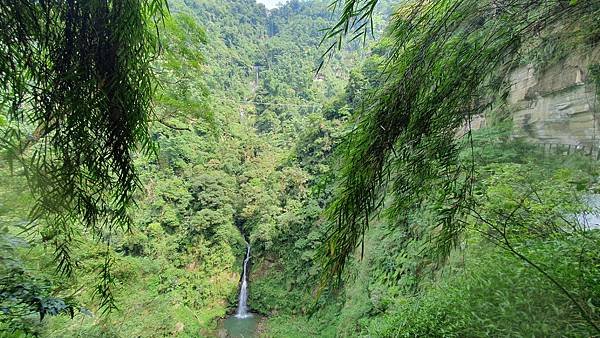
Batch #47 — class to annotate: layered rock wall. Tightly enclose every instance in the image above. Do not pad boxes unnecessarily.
[509,48,600,150]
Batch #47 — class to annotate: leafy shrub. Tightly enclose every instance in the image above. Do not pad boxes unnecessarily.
[366,238,600,337]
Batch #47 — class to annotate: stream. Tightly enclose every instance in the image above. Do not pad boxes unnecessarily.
[222,243,260,337]
[576,194,600,230]
[216,196,599,337]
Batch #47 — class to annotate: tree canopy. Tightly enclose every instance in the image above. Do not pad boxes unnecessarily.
[1,0,599,336]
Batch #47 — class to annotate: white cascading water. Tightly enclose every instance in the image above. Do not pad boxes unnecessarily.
[235,243,252,318]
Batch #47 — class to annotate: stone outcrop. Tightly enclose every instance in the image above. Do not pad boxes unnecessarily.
[509,47,600,150]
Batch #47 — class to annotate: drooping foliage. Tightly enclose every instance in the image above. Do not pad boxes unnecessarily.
[1,0,366,335]
[321,0,600,286]
[1,0,599,336]
[0,0,167,310]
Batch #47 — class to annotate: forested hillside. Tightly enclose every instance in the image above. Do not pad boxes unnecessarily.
[1,0,379,336]
[1,0,599,337]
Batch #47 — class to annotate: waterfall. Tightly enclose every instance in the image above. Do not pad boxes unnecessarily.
[235,243,252,318]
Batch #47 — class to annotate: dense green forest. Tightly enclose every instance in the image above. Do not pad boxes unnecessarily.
[1,0,600,337]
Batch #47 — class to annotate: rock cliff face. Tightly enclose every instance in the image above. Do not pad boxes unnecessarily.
[509,47,600,150]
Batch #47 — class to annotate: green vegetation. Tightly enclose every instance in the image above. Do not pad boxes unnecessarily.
[1,0,599,337]
[0,0,168,312]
